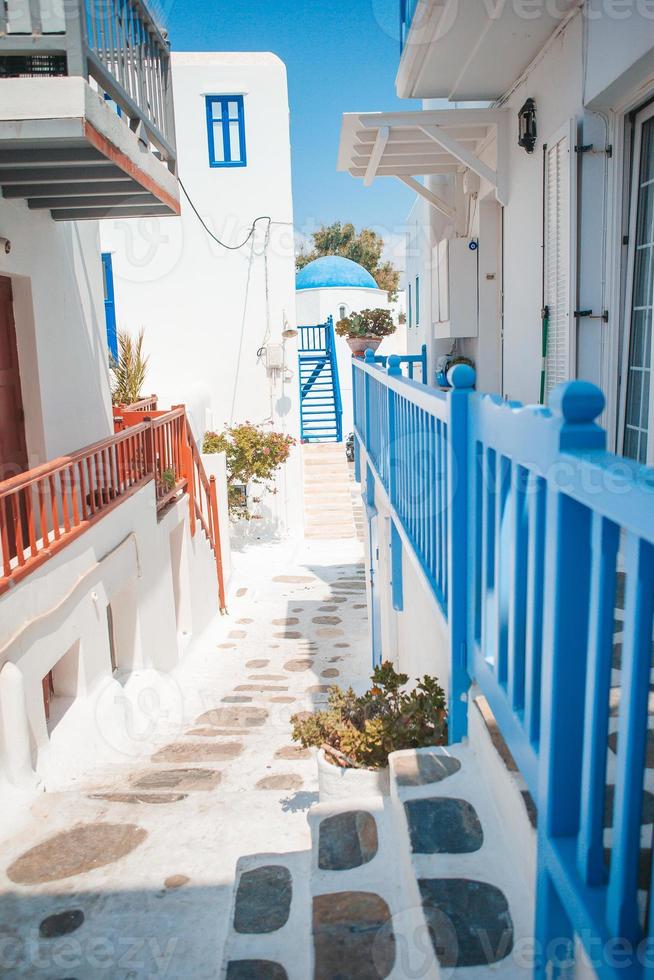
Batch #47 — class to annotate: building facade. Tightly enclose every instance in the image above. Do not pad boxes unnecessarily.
[101,52,303,536]
[340,2,654,464]
[340,4,654,975]
[0,7,224,801]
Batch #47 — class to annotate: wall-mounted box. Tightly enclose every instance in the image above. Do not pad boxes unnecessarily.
[432,238,479,339]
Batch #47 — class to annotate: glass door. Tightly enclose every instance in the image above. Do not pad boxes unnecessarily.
[622,103,654,464]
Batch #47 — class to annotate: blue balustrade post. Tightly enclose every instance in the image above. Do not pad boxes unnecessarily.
[387,355,401,509]
[446,362,475,744]
[352,360,361,482]
[364,348,375,449]
[535,380,606,977]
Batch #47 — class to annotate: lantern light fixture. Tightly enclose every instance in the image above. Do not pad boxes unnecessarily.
[518,98,537,154]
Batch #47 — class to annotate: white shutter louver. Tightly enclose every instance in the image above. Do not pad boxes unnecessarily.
[543,129,572,395]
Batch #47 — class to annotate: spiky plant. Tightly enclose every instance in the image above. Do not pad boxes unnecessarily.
[111,328,149,406]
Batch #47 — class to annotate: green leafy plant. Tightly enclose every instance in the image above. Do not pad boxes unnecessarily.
[296,222,400,301]
[291,662,447,770]
[335,308,396,340]
[160,468,176,493]
[111,328,149,406]
[202,422,295,519]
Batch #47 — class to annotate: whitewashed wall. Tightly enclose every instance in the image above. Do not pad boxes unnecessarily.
[101,52,302,536]
[0,482,220,797]
[296,284,406,438]
[0,198,111,468]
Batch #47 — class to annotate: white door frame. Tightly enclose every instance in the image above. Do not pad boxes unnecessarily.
[618,100,654,464]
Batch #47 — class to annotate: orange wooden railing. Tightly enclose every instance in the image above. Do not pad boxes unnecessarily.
[183,416,226,612]
[1,404,227,612]
[114,394,158,413]
[0,423,151,594]
[115,402,226,610]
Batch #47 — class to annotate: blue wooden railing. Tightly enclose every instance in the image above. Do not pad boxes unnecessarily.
[365,344,428,383]
[298,319,343,443]
[353,351,654,978]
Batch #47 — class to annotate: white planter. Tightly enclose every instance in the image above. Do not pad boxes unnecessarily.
[317,749,390,802]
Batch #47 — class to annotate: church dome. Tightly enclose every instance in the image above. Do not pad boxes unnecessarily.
[296,255,378,291]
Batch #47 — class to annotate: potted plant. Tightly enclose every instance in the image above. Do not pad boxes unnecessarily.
[291,662,447,801]
[335,308,396,356]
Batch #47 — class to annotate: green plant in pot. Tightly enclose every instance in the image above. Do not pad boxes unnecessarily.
[335,308,396,357]
[291,662,447,800]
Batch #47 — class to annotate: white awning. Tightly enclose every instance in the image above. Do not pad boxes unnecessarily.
[337,107,509,224]
[396,0,579,101]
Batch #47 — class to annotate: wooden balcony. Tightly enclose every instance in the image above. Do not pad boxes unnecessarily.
[0,0,180,219]
[0,403,226,610]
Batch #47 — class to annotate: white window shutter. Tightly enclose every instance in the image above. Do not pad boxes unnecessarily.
[543,123,576,395]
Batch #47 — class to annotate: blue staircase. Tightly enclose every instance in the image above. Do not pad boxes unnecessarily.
[298,318,343,443]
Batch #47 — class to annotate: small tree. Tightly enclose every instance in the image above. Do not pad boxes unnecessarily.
[111,328,149,406]
[203,423,295,519]
[296,222,400,302]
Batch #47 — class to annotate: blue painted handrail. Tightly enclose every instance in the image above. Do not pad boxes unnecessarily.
[367,344,428,383]
[298,319,342,443]
[353,353,654,977]
[325,316,343,443]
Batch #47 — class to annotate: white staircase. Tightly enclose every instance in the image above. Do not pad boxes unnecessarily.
[302,443,358,540]
[219,745,535,978]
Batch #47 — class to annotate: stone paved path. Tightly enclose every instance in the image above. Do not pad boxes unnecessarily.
[0,537,370,979]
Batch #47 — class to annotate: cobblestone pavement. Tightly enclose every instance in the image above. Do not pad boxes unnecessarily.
[0,537,370,979]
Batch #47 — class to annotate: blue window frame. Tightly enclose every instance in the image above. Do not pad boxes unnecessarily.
[408,282,412,328]
[205,95,247,168]
[102,252,118,361]
[415,275,420,326]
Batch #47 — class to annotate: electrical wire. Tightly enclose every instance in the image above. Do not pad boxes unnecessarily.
[178,176,293,249]
[178,176,271,250]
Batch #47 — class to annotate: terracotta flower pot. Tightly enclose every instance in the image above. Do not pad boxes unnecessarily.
[345,336,383,357]
[317,749,390,802]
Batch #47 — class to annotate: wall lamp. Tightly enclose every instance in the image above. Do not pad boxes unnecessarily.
[518,98,537,154]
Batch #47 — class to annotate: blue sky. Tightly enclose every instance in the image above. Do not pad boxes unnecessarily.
[165,0,416,252]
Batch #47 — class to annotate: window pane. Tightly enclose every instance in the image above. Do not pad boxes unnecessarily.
[633,246,653,308]
[210,99,225,123]
[636,181,654,247]
[229,121,242,162]
[624,426,639,460]
[212,121,225,162]
[226,100,240,121]
[641,117,654,184]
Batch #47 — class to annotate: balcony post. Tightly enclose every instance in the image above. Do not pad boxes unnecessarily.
[446,362,475,744]
[387,354,401,508]
[63,0,89,78]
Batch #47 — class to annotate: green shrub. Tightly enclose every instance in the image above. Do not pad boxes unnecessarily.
[202,422,295,519]
[291,661,447,770]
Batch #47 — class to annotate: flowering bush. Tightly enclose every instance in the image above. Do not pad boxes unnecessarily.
[291,661,447,770]
[335,308,396,340]
[202,423,295,519]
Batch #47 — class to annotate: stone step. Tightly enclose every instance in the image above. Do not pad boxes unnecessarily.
[389,745,534,976]
[221,850,312,980]
[307,794,438,980]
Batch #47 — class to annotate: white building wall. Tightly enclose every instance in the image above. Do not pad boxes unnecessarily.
[406,10,654,448]
[101,52,302,536]
[0,481,220,799]
[0,198,112,467]
[296,284,406,438]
